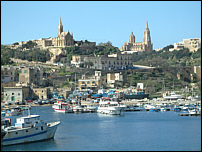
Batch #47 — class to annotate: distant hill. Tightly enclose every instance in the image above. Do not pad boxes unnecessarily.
[1,41,120,65]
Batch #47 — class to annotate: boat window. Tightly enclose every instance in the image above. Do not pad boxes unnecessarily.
[16,132,18,134]
[41,126,43,130]
[36,128,38,130]
[26,130,28,132]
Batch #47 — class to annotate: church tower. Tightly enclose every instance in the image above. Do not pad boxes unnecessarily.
[143,21,151,44]
[129,32,135,44]
[58,17,63,36]
[143,20,152,52]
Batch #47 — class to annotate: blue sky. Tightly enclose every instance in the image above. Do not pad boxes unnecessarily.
[1,1,201,49]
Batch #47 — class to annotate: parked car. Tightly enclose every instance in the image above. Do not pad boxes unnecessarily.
[42,100,49,104]
[26,100,33,103]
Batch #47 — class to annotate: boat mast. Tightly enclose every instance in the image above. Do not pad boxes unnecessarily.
[75,73,76,91]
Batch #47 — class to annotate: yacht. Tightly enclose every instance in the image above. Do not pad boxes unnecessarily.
[2,114,60,146]
[97,100,122,115]
[163,92,184,100]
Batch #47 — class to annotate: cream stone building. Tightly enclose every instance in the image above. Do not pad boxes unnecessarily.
[107,72,123,88]
[169,38,201,52]
[33,87,51,100]
[71,52,133,70]
[9,18,96,62]
[121,21,153,52]
[33,18,75,48]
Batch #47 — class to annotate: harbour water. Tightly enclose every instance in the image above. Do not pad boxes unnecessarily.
[2,106,201,151]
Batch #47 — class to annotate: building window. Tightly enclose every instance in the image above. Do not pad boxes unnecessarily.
[12,93,14,95]
[24,70,27,73]
[18,93,20,96]
[26,130,28,132]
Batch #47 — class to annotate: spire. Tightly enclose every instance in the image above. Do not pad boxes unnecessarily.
[146,20,148,29]
[58,17,63,36]
[143,20,152,51]
[60,17,62,25]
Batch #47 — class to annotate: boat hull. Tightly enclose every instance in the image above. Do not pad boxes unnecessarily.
[97,107,122,115]
[124,94,149,99]
[2,121,60,146]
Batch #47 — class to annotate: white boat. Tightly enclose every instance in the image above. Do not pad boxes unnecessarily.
[144,104,155,110]
[97,100,122,115]
[2,114,60,146]
[163,92,184,100]
[52,102,73,113]
[83,104,97,112]
[188,109,200,115]
[160,107,166,111]
[71,105,84,113]
[119,103,127,111]
[6,107,23,116]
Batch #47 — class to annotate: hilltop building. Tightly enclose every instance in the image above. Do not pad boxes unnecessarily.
[169,38,201,52]
[71,52,133,70]
[121,21,153,52]
[10,17,96,49]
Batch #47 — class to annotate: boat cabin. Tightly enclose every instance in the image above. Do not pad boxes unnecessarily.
[15,115,41,128]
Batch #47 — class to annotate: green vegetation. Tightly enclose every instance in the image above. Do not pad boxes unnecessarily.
[1,45,15,65]
[133,46,201,67]
[126,46,201,96]
[21,41,37,49]
[1,45,51,65]
[55,41,120,63]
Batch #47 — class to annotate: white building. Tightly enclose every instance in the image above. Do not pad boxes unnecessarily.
[169,38,201,52]
[107,72,123,88]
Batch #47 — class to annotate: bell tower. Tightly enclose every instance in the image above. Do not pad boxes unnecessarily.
[143,20,153,51]
[58,17,63,36]
[129,32,135,44]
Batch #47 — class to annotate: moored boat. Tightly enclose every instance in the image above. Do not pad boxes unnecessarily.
[52,102,73,113]
[2,114,60,146]
[97,99,122,115]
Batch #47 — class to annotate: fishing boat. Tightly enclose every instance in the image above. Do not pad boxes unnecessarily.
[2,113,60,146]
[124,88,149,99]
[97,99,122,115]
[52,101,73,113]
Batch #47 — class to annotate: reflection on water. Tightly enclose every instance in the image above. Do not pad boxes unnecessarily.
[2,139,57,151]
[96,112,124,118]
